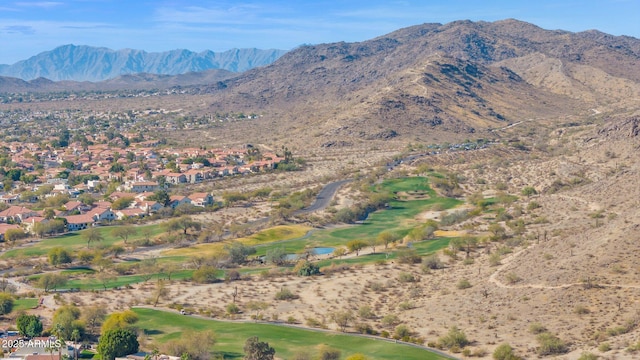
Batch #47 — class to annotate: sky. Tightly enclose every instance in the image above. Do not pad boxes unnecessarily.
[1,0,639,64]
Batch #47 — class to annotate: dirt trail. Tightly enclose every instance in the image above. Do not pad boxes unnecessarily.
[488,246,640,290]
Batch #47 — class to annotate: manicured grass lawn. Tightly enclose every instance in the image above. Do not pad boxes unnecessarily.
[13,298,38,312]
[163,225,312,257]
[133,308,450,360]
[316,238,451,267]
[1,224,165,260]
[64,269,196,290]
[305,177,462,248]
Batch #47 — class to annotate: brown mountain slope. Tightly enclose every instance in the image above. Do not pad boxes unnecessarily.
[199,19,640,147]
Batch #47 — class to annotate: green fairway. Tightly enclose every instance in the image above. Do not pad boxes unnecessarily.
[134,308,451,360]
[164,225,312,258]
[13,298,39,312]
[1,224,165,260]
[64,269,196,290]
[305,177,462,248]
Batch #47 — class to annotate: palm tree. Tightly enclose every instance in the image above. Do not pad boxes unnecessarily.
[71,329,80,360]
[53,323,64,360]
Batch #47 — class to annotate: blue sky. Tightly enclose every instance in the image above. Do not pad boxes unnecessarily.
[1,0,639,64]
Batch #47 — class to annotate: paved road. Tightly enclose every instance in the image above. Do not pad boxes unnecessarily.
[295,179,352,214]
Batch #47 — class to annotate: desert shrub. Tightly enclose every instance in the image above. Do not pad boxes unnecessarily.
[398,301,415,311]
[529,323,547,334]
[224,269,241,282]
[368,281,385,292]
[305,317,325,328]
[504,272,521,284]
[396,248,421,264]
[192,266,218,284]
[225,303,240,315]
[489,253,501,266]
[527,201,541,210]
[492,343,522,360]
[397,272,417,283]
[626,341,640,352]
[438,326,469,349]
[381,314,401,327]
[290,351,312,360]
[358,305,375,319]
[457,279,472,289]
[606,317,638,337]
[577,352,598,360]
[422,254,444,270]
[345,354,368,360]
[394,324,412,340]
[440,210,470,226]
[598,342,611,352]
[294,260,320,276]
[317,345,341,360]
[274,287,298,300]
[354,323,376,335]
[574,305,590,315]
[536,332,568,355]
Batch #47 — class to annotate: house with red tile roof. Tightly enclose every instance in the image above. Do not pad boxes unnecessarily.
[0,223,21,241]
[188,193,214,207]
[0,206,38,223]
[169,195,191,209]
[64,214,95,231]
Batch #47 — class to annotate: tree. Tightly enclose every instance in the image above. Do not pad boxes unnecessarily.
[82,305,107,336]
[96,272,116,291]
[78,193,96,206]
[294,260,320,276]
[148,190,170,207]
[377,231,398,250]
[111,197,134,210]
[161,330,215,360]
[52,304,84,340]
[43,208,56,220]
[83,227,104,248]
[224,242,256,265]
[100,310,138,334]
[346,240,368,256]
[16,314,43,338]
[246,301,269,321]
[48,247,73,266]
[488,223,506,241]
[407,225,436,241]
[0,292,13,315]
[97,328,139,360]
[164,216,201,236]
[152,279,169,307]
[461,236,478,258]
[192,266,218,284]
[38,273,68,292]
[330,310,354,332]
[4,228,27,243]
[243,336,275,360]
[264,247,288,265]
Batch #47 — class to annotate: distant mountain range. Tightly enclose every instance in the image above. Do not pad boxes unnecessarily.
[0,45,288,82]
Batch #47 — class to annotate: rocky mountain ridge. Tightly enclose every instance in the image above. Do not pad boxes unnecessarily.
[0,45,287,82]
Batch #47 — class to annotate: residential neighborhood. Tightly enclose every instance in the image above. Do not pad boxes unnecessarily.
[0,135,287,239]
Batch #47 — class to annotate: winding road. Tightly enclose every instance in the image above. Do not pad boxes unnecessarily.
[295,179,352,214]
